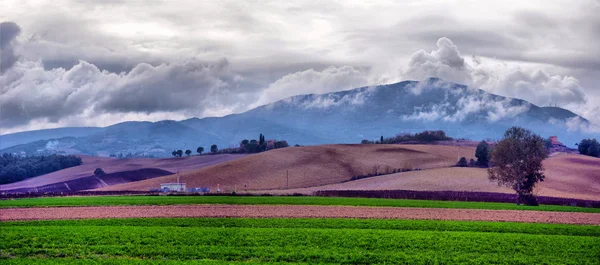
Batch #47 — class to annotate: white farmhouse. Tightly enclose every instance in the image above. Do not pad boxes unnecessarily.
[160,183,186,192]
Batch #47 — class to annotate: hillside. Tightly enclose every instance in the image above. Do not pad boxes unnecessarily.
[0,154,247,192]
[274,153,600,201]
[2,79,596,157]
[98,144,476,191]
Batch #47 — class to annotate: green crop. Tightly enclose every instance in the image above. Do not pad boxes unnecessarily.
[1,218,598,264]
[2,196,599,213]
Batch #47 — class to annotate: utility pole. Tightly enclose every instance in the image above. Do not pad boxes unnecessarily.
[457,147,460,161]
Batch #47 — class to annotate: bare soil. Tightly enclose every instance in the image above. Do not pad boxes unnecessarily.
[263,153,600,201]
[1,205,599,225]
[99,144,477,191]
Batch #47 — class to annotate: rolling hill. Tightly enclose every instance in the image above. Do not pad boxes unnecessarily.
[2,79,596,157]
[0,154,247,192]
[98,144,477,191]
[267,153,600,201]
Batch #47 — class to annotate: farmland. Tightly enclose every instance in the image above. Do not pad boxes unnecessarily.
[98,144,478,191]
[1,218,599,264]
[2,195,600,213]
[0,154,247,192]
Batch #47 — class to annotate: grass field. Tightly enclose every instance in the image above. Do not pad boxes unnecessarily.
[2,195,599,213]
[1,218,599,264]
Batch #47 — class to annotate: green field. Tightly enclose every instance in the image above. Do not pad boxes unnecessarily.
[1,218,599,264]
[1,195,599,213]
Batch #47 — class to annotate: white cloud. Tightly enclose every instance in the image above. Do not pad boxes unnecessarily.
[405,37,471,85]
[255,66,371,106]
[401,93,529,123]
[1,0,599,133]
[564,117,600,133]
[0,58,254,132]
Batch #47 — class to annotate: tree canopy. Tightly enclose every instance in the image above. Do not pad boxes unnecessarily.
[0,153,83,184]
[94,168,106,176]
[488,127,548,206]
[475,140,490,167]
[578,138,600,157]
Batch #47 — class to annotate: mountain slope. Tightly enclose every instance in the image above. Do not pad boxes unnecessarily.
[0,127,101,149]
[1,79,596,156]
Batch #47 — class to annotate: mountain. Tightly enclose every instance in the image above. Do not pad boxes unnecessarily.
[0,127,101,149]
[1,79,596,157]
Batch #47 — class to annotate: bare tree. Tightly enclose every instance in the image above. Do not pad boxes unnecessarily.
[488,127,548,206]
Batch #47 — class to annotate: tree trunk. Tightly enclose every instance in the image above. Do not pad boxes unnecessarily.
[516,180,521,205]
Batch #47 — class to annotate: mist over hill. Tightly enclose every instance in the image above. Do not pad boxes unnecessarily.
[1,79,595,157]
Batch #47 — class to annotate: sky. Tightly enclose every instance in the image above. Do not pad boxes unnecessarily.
[1,0,599,134]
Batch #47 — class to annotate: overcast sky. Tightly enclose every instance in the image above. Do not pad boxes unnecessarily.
[1,0,599,134]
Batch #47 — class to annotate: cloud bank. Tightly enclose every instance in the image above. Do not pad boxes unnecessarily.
[1,0,599,133]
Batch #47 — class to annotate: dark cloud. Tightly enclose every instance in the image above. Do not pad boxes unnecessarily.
[0,22,21,73]
[0,58,260,128]
[1,1,599,132]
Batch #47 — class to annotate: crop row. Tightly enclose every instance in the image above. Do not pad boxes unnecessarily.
[2,195,599,213]
[1,218,599,264]
[2,218,599,237]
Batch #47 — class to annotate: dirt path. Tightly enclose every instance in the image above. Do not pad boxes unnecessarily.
[2,205,599,224]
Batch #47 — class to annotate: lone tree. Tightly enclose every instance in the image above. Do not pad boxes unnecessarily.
[210,144,218,153]
[94,168,106,176]
[196,146,204,155]
[475,140,490,167]
[380,136,384,144]
[172,150,177,157]
[488,127,548,206]
[185,149,192,156]
[176,150,183,157]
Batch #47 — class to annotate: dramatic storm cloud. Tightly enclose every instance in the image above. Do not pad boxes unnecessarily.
[1,0,599,134]
[0,22,21,73]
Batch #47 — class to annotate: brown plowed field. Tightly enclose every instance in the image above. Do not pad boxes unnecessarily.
[98,144,476,191]
[0,154,247,191]
[1,205,598,224]
[264,153,600,201]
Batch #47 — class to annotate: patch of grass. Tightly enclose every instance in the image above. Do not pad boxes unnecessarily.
[1,195,599,212]
[1,218,598,264]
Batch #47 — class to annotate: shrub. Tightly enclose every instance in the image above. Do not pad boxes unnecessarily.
[94,168,105,176]
[456,157,468,167]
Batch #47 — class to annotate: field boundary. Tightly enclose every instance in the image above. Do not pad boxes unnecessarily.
[2,204,600,224]
[3,189,599,209]
[314,190,600,208]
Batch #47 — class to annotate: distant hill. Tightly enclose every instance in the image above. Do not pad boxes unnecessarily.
[0,127,101,149]
[0,154,247,192]
[97,144,477,191]
[1,79,595,157]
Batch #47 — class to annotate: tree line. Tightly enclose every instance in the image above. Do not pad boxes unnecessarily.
[0,153,83,184]
[361,130,452,144]
[171,134,289,157]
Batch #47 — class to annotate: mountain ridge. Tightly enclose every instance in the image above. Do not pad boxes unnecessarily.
[1,79,595,156]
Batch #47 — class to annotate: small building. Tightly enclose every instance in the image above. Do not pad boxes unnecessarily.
[549,136,565,147]
[160,183,186,192]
